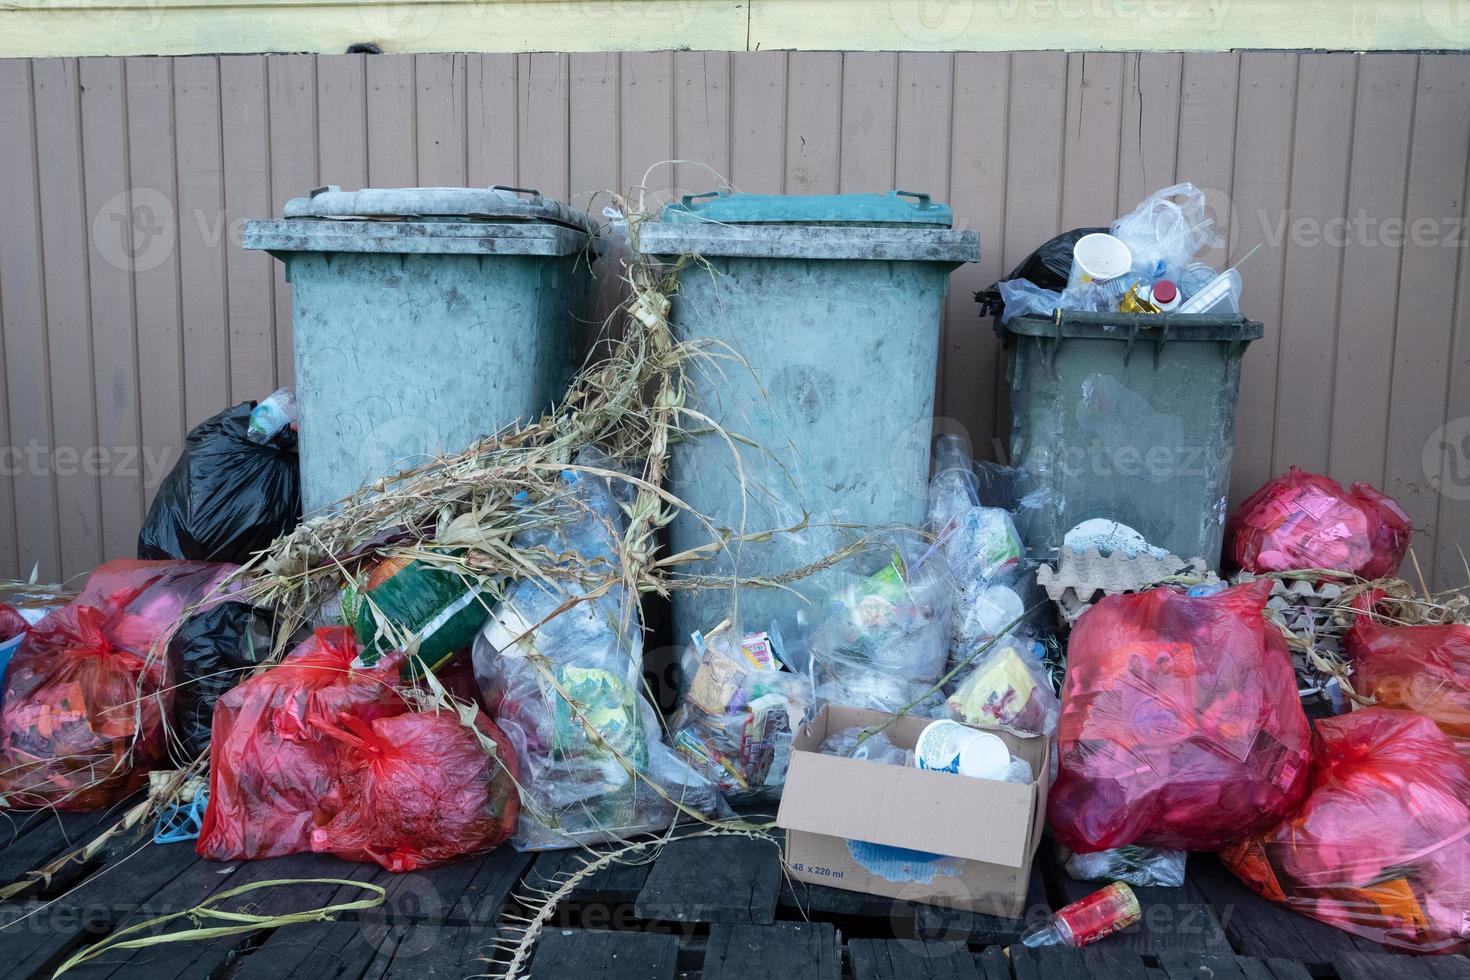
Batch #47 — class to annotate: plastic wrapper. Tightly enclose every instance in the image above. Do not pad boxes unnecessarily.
[947,637,1059,736]
[1048,580,1311,853]
[138,401,302,564]
[310,709,520,872]
[1109,183,1221,283]
[1225,467,1410,580]
[344,553,489,677]
[997,280,1062,324]
[806,539,953,714]
[169,601,274,759]
[475,457,723,850]
[1346,600,1470,749]
[1058,843,1188,888]
[977,227,1107,318]
[0,560,236,810]
[670,626,812,803]
[1222,708,1470,954]
[198,627,407,861]
[818,726,910,766]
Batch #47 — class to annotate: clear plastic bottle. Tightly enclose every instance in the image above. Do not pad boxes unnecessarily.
[1021,882,1142,948]
[247,388,297,444]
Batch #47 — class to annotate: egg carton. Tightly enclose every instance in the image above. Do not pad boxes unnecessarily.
[1037,547,1218,627]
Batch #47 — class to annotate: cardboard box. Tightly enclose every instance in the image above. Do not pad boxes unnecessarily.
[776,704,1049,917]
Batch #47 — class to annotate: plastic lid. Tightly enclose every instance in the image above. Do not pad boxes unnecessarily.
[282,185,595,233]
[659,190,953,227]
[1151,279,1179,304]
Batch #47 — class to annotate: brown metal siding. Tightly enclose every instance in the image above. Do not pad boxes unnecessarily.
[0,51,1467,585]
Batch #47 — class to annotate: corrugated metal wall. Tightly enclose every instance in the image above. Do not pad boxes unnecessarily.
[1,51,1468,586]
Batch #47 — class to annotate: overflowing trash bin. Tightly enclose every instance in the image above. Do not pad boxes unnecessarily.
[981,185,1263,568]
[637,190,979,644]
[244,186,596,513]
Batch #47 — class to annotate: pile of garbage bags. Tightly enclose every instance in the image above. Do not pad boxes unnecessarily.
[1226,466,1410,580]
[1048,580,1312,852]
[200,626,519,871]
[139,396,301,565]
[669,623,810,804]
[472,456,724,850]
[0,560,236,810]
[1346,593,1470,754]
[1222,709,1470,954]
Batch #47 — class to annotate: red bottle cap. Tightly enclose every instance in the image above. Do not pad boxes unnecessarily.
[1152,279,1178,304]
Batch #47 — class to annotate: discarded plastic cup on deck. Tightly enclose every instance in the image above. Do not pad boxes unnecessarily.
[1021,882,1142,948]
[914,720,1010,779]
[1066,233,1132,288]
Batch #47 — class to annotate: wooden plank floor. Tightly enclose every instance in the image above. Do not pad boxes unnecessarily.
[1,812,1467,979]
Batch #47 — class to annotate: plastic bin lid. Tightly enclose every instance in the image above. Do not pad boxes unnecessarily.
[659,189,953,226]
[282,185,596,234]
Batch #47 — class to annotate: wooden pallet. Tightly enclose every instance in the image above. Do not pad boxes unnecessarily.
[2,811,1468,979]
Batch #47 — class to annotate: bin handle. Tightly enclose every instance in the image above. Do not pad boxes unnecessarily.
[680,190,725,208]
[491,185,545,205]
[1153,319,1171,368]
[309,185,341,198]
[892,190,933,210]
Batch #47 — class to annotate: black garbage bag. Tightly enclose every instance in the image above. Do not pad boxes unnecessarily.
[169,602,271,758]
[975,226,1108,317]
[139,402,301,563]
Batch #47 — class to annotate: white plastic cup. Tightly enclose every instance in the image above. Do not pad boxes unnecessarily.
[914,720,1011,780]
[1067,233,1133,289]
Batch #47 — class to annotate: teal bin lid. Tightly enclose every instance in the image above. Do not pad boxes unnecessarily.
[659,190,953,227]
[282,184,596,235]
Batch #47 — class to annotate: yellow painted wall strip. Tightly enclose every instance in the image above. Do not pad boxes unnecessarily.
[1,2,1468,64]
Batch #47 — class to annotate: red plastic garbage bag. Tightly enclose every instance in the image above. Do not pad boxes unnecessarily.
[198,627,406,861]
[1346,600,1470,751]
[0,605,29,643]
[1226,467,1410,579]
[1049,580,1311,852]
[0,560,235,810]
[1222,708,1470,954]
[309,709,520,872]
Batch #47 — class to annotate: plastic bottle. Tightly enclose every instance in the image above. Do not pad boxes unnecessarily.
[1147,279,1181,312]
[1020,882,1142,948]
[247,388,297,444]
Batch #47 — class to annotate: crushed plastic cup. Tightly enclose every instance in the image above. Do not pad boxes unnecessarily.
[1067,233,1133,289]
